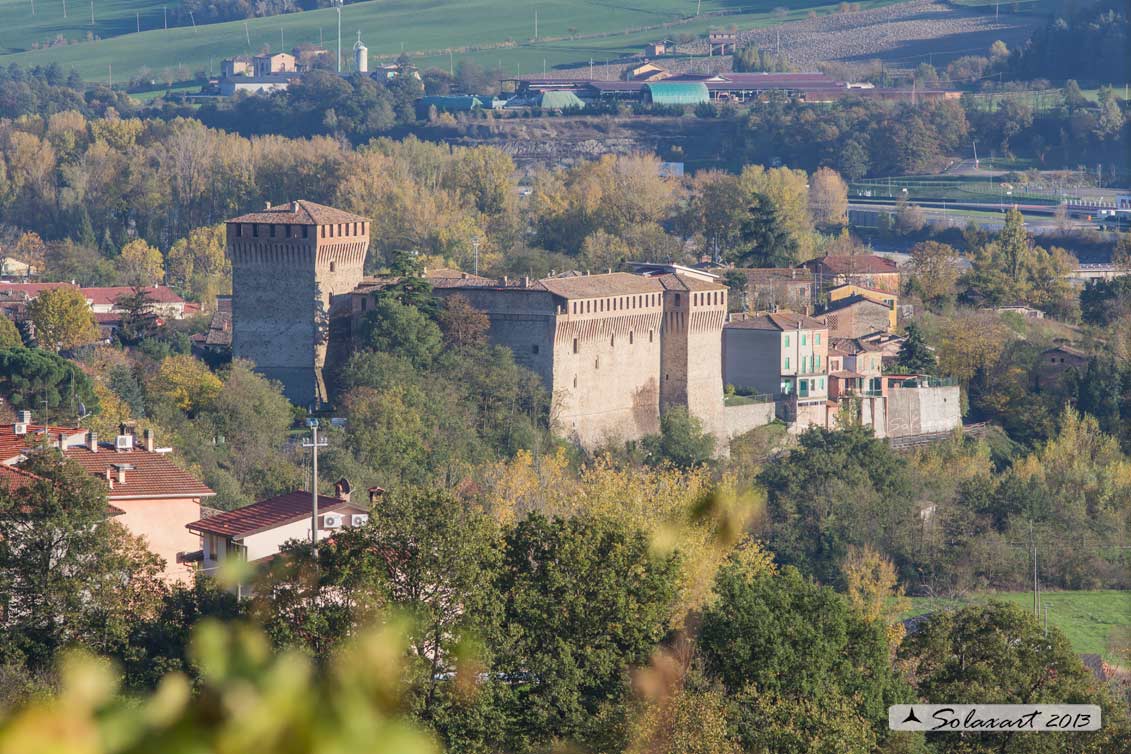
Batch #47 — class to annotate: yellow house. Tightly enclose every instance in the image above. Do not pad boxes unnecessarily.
[828,284,897,332]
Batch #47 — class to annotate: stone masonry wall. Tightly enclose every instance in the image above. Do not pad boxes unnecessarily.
[886,385,961,437]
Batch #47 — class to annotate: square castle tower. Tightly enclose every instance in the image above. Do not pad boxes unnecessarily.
[226,200,370,406]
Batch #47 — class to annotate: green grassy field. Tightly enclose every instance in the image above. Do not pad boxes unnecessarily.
[907,591,1131,664]
[0,0,903,83]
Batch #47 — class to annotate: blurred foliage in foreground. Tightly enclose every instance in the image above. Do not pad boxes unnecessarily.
[0,619,437,754]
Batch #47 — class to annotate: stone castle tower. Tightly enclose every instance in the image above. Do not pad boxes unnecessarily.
[658,275,727,439]
[226,200,370,407]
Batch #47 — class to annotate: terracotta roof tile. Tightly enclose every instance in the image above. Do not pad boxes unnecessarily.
[64,444,215,500]
[83,286,185,306]
[725,311,826,331]
[538,272,664,299]
[227,200,369,226]
[186,490,362,538]
[654,272,726,292]
[806,255,899,274]
[824,295,893,313]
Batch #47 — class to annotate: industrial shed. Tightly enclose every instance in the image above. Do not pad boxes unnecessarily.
[644,81,709,105]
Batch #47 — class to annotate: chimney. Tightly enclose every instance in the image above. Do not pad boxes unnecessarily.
[502,275,509,286]
[88,431,97,452]
[334,477,352,503]
[105,467,114,489]
[143,428,155,453]
[264,201,272,209]
[368,486,385,505]
[57,432,65,449]
[522,276,530,288]
[290,200,298,212]
[117,466,127,485]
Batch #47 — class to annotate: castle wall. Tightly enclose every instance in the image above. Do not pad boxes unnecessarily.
[724,401,775,439]
[552,306,663,448]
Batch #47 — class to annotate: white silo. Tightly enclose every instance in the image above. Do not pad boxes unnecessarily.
[354,32,368,73]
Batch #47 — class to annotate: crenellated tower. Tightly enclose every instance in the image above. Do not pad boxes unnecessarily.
[226,200,370,407]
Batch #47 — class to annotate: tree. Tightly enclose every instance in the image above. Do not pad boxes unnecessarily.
[699,560,909,753]
[166,224,230,307]
[896,323,937,374]
[114,287,158,345]
[27,286,98,351]
[899,603,1131,753]
[757,425,917,583]
[436,294,489,350]
[643,406,716,468]
[733,194,799,268]
[0,453,165,675]
[152,354,222,414]
[360,298,444,368]
[893,197,926,235]
[0,315,22,349]
[907,241,960,309]
[117,239,165,287]
[0,347,98,419]
[840,544,909,647]
[809,167,849,226]
[493,513,680,750]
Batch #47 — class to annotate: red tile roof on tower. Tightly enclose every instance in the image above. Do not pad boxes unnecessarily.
[186,490,361,538]
[654,273,726,292]
[537,272,664,299]
[64,443,215,500]
[227,200,370,226]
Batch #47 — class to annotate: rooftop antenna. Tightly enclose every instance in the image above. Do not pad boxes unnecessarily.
[89,0,93,24]
[534,7,538,40]
[30,0,35,16]
[335,0,342,73]
[189,10,196,29]
[136,11,139,32]
[163,6,167,30]
[62,0,66,19]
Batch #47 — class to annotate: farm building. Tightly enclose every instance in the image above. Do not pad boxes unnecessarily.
[644,81,709,105]
[539,90,585,110]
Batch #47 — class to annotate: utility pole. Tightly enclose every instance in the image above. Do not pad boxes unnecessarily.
[189,10,196,30]
[336,0,343,73]
[302,420,328,547]
[136,11,139,32]
[533,7,537,40]
[244,21,250,48]
[163,6,167,30]
[62,0,66,20]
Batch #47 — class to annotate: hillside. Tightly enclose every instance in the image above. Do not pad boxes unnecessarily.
[0,0,902,82]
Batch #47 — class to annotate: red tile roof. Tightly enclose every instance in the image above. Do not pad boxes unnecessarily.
[83,286,185,306]
[64,443,215,500]
[227,200,369,226]
[186,490,361,538]
[0,463,40,492]
[654,272,726,292]
[0,282,76,299]
[0,423,86,463]
[805,255,899,275]
[538,272,664,299]
[725,311,826,331]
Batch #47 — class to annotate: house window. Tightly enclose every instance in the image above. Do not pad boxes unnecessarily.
[302,225,309,239]
[595,357,600,369]
[675,293,681,306]
[573,375,577,388]
[819,378,825,389]
[532,344,540,354]
[252,224,259,238]
[329,261,336,272]
[573,338,579,354]
[629,331,634,344]
[235,224,242,237]
[801,334,807,346]
[815,333,821,344]
[610,335,615,347]
[784,335,790,348]
[649,329,654,343]
[785,357,790,369]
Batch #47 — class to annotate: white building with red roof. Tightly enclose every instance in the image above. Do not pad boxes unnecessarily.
[0,415,215,583]
[186,482,373,570]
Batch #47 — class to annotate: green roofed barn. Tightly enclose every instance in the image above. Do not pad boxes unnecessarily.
[539,90,586,110]
[644,81,709,105]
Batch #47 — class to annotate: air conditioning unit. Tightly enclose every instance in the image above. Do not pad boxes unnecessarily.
[13,423,26,435]
[322,514,342,529]
[16,410,31,424]
[115,434,133,450]
[351,514,369,527]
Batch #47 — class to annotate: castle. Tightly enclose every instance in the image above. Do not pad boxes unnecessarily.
[226,201,729,447]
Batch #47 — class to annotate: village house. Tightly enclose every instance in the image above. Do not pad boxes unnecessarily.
[186,483,376,573]
[723,311,829,426]
[0,416,215,583]
[827,337,885,400]
[0,256,38,281]
[1034,344,1089,390]
[802,254,901,294]
[822,294,894,338]
[728,267,814,313]
[858,331,907,368]
[828,283,898,331]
